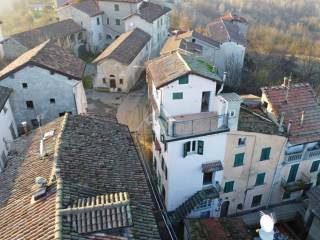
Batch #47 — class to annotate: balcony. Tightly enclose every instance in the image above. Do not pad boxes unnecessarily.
[281,173,312,193]
[159,111,229,138]
[284,148,320,164]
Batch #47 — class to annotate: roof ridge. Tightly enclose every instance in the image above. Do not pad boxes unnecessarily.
[52,113,69,240]
[177,51,191,72]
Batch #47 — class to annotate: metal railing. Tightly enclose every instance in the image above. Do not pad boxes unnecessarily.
[284,148,320,164]
[160,111,228,137]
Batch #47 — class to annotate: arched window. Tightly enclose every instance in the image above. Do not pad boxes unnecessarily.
[109,74,115,78]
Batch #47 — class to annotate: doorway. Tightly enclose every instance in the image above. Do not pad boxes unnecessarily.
[201,91,210,112]
[220,201,230,217]
[110,79,116,88]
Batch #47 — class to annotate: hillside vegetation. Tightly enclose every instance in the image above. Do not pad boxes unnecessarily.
[169,0,320,95]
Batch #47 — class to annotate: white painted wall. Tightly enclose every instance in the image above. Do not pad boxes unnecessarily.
[0,99,18,171]
[99,1,139,38]
[124,13,169,54]
[160,74,217,117]
[153,131,226,211]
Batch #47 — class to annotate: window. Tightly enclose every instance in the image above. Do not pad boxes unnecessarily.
[260,147,271,161]
[178,75,188,84]
[31,119,39,128]
[172,92,183,100]
[287,163,299,183]
[119,79,123,84]
[192,38,196,43]
[9,123,16,139]
[116,19,120,25]
[106,18,110,25]
[161,157,164,170]
[160,134,165,143]
[22,83,28,88]
[238,137,246,146]
[153,157,157,170]
[165,165,168,180]
[203,172,213,185]
[50,98,55,104]
[224,181,234,193]
[255,173,266,186]
[183,140,203,157]
[97,17,100,25]
[282,191,291,200]
[310,160,320,173]
[251,194,262,207]
[102,78,106,84]
[114,4,119,11]
[26,101,34,109]
[234,153,244,167]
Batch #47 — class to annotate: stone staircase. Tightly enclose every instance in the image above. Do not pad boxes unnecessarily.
[170,186,219,223]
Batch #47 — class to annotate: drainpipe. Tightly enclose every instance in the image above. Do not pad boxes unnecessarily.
[217,72,227,95]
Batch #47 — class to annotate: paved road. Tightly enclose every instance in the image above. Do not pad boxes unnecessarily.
[86,77,148,131]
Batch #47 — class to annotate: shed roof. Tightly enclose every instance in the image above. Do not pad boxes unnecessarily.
[178,30,220,48]
[0,41,85,80]
[93,28,151,65]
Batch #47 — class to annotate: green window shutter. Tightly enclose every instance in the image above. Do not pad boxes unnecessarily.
[172,92,183,100]
[224,181,234,193]
[197,140,204,155]
[114,4,119,11]
[255,173,265,186]
[116,19,120,25]
[178,75,189,84]
[287,163,299,183]
[183,142,189,158]
[310,160,320,173]
[260,147,271,161]
[234,153,244,167]
[282,191,291,200]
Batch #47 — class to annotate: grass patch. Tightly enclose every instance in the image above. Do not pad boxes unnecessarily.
[82,75,93,89]
[95,87,110,92]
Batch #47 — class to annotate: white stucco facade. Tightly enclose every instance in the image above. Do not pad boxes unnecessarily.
[124,13,169,54]
[149,73,238,214]
[0,66,87,132]
[0,98,18,172]
[98,0,139,39]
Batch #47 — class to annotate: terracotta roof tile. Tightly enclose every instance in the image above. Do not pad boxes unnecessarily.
[10,19,84,49]
[93,28,151,65]
[0,41,86,80]
[262,83,320,144]
[146,51,221,89]
[124,2,171,23]
[72,0,104,17]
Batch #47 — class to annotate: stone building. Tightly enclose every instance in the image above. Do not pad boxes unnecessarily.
[1,19,85,60]
[0,41,87,132]
[93,28,151,92]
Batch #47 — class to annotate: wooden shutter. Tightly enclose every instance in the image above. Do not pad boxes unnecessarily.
[183,142,188,158]
[260,147,271,161]
[197,140,204,155]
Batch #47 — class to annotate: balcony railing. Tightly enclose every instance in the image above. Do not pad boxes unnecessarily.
[284,148,320,164]
[159,110,228,137]
[281,173,312,192]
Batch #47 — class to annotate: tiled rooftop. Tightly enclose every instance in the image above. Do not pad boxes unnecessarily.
[9,19,84,49]
[124,2,171,23]
[0,41,85,80]
[262,83,320,144]
[238,106,282,135]
[72,0,104,17]
[0,115,161,239]
[93,28,151,65]
[146,51,221,89]
[160,36,203,55]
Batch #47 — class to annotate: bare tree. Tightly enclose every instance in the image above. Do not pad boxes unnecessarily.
[224,54,243,89]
